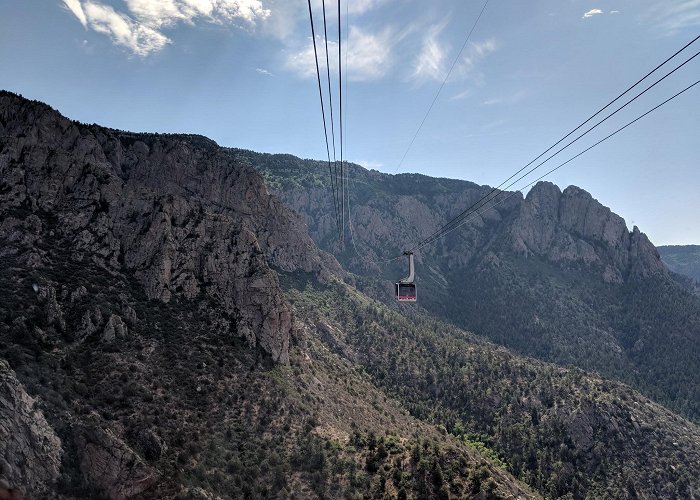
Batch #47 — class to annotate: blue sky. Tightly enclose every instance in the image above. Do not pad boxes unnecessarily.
[1,0,699,245]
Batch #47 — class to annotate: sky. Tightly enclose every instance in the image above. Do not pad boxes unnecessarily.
[1,0,699,245]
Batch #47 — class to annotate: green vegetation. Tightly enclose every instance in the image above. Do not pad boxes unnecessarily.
[284,279,700,499]
[3,91,699,499]
[0,233,529,499]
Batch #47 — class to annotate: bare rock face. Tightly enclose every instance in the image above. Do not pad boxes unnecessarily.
[0,91,341,363]
[510,182,666,282]
[76,424,158,499]
[102,314,128,342]
[0,360,62,496]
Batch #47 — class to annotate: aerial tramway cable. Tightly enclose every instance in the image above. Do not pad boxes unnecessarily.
[393,0,490,174]
[325,9,698,273]
[338,0,345,243]
[307,0,341,238]
[321,0,343,238]
[414,78,700,251]
[406,36,700,254]
[346,0,492,262]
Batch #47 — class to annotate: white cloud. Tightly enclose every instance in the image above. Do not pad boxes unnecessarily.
[648,0,700,35]
[62,0,87,27]
[610,10,620,14]
[256,67,274,76]
[480,89,525,106]
[347,0,391,15]
[346,26,395,81]
[410,22,497,85]
[61,0,270,55]
[125,0,270,27]
[355,159,384,169]
[582,8,603,19]
[82,2,170,56]
[286,25,395,82]
[450,88,472,101]
[412,24,448,81]
[457,39,497,80]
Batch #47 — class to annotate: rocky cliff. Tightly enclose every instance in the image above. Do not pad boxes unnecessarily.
[0,91,339,364]
[0,360,62,497]
[0,91,349,497]
[511,182,666,283]
[2,91,699,499]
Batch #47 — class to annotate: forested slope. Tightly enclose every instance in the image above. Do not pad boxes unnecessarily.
[2,90,698,500]
[284,278,700,499]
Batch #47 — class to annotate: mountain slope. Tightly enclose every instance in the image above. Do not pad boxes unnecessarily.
[285,279,700,499]
[247,150,700,420]
[659,244,700,282]
[0,90,535,498]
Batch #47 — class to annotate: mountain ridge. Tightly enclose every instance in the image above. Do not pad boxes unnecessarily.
[246,149,700,421]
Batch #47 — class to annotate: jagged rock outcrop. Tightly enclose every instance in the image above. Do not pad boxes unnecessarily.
[511,182,666,282]
[76,423,158,499]
[102,314,128,342]
[0,90,341,363]
[0,360,62,497]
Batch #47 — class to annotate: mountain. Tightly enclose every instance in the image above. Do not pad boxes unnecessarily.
[658,245,700,283]
[247,151,700,421]
[0,90,534,498]
[2,90,700,499]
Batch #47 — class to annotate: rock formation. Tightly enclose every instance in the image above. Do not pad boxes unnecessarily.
[511,182,666,282]
[0,90,340,364]
[76,423,158,500]
[0,360,62,497]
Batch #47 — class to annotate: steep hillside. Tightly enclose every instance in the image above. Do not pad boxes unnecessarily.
[659,244,700,282]
[0,91,535,498]
[247,150,700,420]
[285,279,700,499]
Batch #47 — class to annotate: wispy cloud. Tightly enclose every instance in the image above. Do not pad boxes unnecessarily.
[81,2,170,56]
[61,0,270,56]
[412,23,448,82]
[450,88,472,101]
[355,159,384,169]
[582,8,603,19]
[63,0,87,27]
[256,67,274,76]
[456,39,498,80]
[481,89,525,106]
[647,0,700,35]
[285,25,396,82]
[347,0,391,15]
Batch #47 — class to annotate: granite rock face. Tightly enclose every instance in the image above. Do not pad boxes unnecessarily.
[0,91,339,364]
[0,360,62,497]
